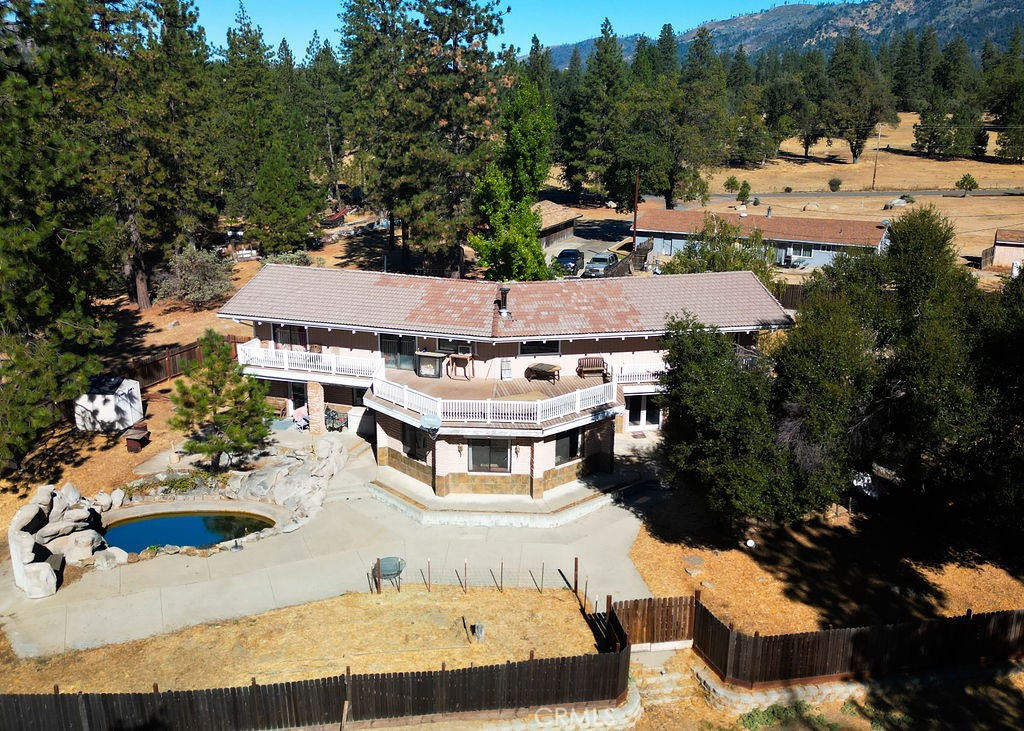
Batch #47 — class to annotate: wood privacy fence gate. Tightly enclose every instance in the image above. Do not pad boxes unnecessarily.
[0,612,630,731]
[614,593,1024,690]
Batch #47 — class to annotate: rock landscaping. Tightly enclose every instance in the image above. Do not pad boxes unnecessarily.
[7,433,347,598]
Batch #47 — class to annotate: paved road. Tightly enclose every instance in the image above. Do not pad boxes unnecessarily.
[0,438,653,657]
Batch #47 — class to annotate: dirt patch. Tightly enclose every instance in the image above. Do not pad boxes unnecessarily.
[629,502,1024,636]
[0,585,594,693]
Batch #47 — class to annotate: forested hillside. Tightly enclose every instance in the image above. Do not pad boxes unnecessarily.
[548,0,1024,67]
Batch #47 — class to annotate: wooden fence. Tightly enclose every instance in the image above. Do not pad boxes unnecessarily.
[118,335,250,389]
[613,596,695,646]
[617,592,1024,690]
[0,676,346,731]
[772,282,805,310]
[0,612,630,730]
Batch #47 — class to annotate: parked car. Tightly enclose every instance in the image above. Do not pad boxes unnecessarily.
[582,252,618,278]
[554,248,584,275]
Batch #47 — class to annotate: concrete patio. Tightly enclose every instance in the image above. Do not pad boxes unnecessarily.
[0,431,661,657]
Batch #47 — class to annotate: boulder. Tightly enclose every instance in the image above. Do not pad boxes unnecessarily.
[49,492,69,522]
[63,507,94,524]
[35,520,82,543]
[9,504,48,535]
[63,530,105,564]
[92,549,120,571]
[22,561,58,599]
[60,482,81,505]
[110,488,126,508]
[884,198,908,210]
[802,202,819,211]
[30,486,55,514]
[93,491,113,513]
[9,531,38,590]
[105,546,129,565]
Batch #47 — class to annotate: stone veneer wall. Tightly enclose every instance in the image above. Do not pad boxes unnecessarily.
[379,447,433,488]
[436,471,532,496]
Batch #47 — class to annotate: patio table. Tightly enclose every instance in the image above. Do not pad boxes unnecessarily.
[526,362,561,382]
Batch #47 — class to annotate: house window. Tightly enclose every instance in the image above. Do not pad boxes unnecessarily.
[402,423,429,462]
[273,324,307,348]
[796,245,814,258]
[437,338,474,355]
[468,439,510,473]
[520,341,560,356]
[555,428,581,465]
[352,387,366,407]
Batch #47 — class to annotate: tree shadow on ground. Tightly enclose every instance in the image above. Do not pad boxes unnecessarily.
[573,218,632,242]
[608,445,735,552]
[0,424,119,496]
[330,229,436,274]
[746,499,1024,628]
[848,665,1024,730]
[93,297,161,368]
[775,150,849,166]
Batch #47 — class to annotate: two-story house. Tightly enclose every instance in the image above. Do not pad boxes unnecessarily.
[218,265,790,499]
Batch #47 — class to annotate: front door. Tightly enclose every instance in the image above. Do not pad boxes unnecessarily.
[380,334,417,370]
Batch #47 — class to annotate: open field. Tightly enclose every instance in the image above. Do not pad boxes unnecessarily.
[709,112,1024,194]
[0,585,594,693]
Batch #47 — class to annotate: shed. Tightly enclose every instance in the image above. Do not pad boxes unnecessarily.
[533,201,583,248]
[74,377,144,432]
[981,229,1024,270]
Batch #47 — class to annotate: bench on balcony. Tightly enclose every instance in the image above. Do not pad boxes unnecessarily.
[576,357,610,381]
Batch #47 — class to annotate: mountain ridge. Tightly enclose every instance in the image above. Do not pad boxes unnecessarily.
[546,0,1024,68]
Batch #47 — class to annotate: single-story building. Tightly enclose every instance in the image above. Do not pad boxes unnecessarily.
[981,229,1024,270]
[534,201,583,248]
[635,209,890,268]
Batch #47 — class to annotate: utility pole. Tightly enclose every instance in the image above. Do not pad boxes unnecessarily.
[632,168,640,244]
[871,126,882,191]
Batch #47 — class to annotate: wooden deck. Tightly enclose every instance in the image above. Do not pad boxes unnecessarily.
[381,368,604,402]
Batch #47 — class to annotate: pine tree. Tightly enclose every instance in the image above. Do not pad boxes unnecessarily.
[169,330,273,470]
[653,24,679,78]
[579,19,628,192]
[0,0,117,466]
[555,48,588,196]
[825,29,898,163]
[249,140,319,252]
[524,35,556,106]
[303,34,345,202]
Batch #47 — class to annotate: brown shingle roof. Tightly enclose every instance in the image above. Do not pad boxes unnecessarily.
[637,209,887,248]
[219,266,790,339]
[995,229,1024,246]
[533,201,582,233]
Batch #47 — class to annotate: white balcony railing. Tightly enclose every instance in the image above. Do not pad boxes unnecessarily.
[237,339,385,380]
[614,363,666,384]
[371,377,618,425]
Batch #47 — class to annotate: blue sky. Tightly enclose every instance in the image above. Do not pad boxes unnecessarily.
[193,1,847,57]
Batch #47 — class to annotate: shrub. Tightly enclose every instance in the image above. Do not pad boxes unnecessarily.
[724,175,740,193]
[955,173,979,195]
[157,247,234,310]
[737,179,751,203]
[784,186,793,193]
[262,250,324,267]
[828,177,842,192]
[900,194,915,203]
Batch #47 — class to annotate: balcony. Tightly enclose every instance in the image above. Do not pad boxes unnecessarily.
[236,339,384,381]
[612,363,666,384]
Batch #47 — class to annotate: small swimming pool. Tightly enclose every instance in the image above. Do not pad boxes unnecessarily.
[103,512,275,553]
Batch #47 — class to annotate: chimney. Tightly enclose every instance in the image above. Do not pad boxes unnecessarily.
[498,285,511,318]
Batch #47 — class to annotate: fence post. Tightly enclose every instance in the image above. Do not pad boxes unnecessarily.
[726,624,738,684]
[343,666,351,728]
[573,557,579,600]
[427,558,431,592]
[375,558,382,594]
[163,347,171,383]
[440,662,447,715]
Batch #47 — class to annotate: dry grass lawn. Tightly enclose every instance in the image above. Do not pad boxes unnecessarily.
[0,586,594,693]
